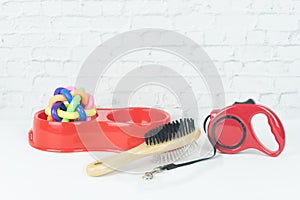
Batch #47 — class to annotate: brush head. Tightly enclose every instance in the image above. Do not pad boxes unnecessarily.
[144,118,195,145]
[152,141,199,164]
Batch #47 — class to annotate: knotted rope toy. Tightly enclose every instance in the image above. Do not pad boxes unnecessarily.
[45,86,97,122]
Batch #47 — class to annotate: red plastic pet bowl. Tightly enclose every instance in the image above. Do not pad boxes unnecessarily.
[28,107,170,153]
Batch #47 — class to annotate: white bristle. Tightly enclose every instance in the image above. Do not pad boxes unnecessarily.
[152,141,199,164]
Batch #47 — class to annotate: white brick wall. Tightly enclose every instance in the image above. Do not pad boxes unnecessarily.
[0,0,299,120]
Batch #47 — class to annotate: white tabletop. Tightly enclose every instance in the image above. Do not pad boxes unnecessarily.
[0,119,299,200]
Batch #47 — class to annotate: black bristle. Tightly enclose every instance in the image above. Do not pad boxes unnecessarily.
[179,119,183,137]
[166,123,170,141]
[187,118,192,133]
[170,122,175,140]
[158,127,163,143]
[192,119,195,130]
[183,118,187,134]
[144,118,196,146]
[191,118,195,131]
[175,120,181,137]
[171,123,176,140]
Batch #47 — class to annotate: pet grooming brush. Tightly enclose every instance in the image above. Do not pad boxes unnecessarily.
[87,118,216,179]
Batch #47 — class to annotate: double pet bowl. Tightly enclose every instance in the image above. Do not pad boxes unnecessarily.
[29,107,170,152]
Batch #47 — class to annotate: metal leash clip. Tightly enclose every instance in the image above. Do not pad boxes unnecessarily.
[142,167,164,180]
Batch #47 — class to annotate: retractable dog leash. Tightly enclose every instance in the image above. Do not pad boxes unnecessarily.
[204,99,285,156]
[144,99,286,179]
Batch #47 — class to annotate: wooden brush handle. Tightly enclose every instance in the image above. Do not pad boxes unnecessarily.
[87,144,148,177]
[87,129,201,177]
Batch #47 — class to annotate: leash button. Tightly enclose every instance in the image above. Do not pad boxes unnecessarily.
[233,99,256,105]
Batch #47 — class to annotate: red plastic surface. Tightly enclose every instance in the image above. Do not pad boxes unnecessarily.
[28,107,170,153]
[207,104,285,157]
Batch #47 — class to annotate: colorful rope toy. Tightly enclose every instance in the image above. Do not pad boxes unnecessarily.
[45,86,96,122]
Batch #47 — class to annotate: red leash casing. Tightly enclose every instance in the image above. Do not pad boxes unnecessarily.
[207,100,285,157]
